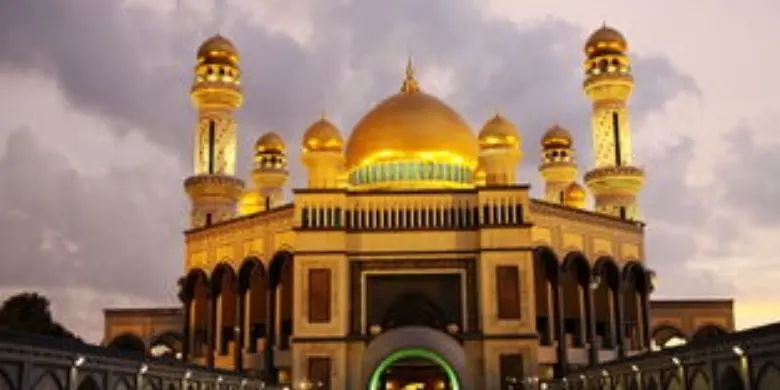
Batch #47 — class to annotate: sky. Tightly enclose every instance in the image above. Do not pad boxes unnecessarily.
[0,0,778,343]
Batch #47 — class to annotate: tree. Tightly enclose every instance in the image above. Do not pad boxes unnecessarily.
[0,292,80,340]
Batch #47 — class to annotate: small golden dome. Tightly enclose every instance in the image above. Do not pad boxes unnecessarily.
[255,132,286,154]
[344,66,478,170]
[478,114,521,149]
[238,190,262,215]
[585,25,627,56]
[563,181,587,208]
[542,125,573,149]
[302,117,344,153]
[197,34,239,62]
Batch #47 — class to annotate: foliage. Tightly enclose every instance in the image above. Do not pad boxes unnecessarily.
[0,292,81,340]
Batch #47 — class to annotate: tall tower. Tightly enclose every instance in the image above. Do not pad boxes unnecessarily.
[582,25,645,220]
[538,125,577,203]
[477,113,522,186]
[252,132,289,210]
[301,115,345,189]
[184,35,245,228]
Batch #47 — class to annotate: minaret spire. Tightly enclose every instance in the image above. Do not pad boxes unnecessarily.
[400,56,420,93]
[582,25,644,221]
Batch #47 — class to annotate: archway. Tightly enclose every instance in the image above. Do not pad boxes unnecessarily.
[692,325,726,343]
[107,333,146,353]
[561,253,591,349]
[533,247,560,347]
[361,327,469,389]
[621,262,649,350]
[755,362,780,390]
[592,258,620,350]
[651,325,687,350]
[368,348,459,390]
[269,250,294,351]
[719,366,743,390]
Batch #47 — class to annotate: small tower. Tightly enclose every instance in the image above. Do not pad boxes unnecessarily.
[477,113,522,186]
[301,115,345,188]
[252,132,289,211]
[538,125,578,203]
[184,35,245,228]
[563,181,587,209]
[582,25,645,220]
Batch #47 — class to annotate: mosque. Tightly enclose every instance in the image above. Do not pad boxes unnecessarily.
[102,25,735,389]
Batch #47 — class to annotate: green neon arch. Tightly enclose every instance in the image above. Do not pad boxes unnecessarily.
[367,347,460,390]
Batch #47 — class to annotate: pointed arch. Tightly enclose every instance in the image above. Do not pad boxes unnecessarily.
[621,261,648,350]
[184,267,210,359]
[268,249,294,350]
[182,268,208,301]
[687,368,709,390]
[592,256,620,350]
[77,376,101,390]
[718,365,743,390]
[533,246,560,347]
[210,262,238,356]
[645,376,659,390]
[238,256,265,293]
[209,262,237,295]
[107,332,146,353]
[32,372,64,390]
[238,256,268,354]
[0,367,15,390]
[663,373,683,390]
[756,361,780,390]
[621,261,648,293]
[561,251,591,348]
[113,377,132,390]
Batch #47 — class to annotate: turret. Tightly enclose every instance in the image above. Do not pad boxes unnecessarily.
[252,132,289,211]
[184,35,245,228]
[582,25,645,220]
[301,115,345,188]
[538,125,578,203]
[563,182,587,209]
[477,113,522,186]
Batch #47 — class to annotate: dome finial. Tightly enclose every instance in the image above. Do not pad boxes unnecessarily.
[401,56,420,93]
[320,107,327,120]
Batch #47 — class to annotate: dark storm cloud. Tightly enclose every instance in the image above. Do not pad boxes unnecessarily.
[0,0,706,338]
[0,128,183,302]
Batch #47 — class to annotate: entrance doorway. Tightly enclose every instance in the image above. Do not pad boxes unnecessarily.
[368,348,460,390]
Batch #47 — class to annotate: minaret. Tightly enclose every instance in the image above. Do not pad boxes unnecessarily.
[301,114,345,188]
[582,25,645,220]
[539,125,577,203]
[184,35,245,228]
[477,113,522,186]
[252,132,289,211]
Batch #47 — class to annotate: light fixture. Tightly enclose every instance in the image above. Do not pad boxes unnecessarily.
[185,370,192,380]
[217,376,223,383]
[139,364,148,375]
[601,370,608,377]
[733,345,744,356]
[672,357,681,366]
[74,356,86,367]
[631,365,639,372]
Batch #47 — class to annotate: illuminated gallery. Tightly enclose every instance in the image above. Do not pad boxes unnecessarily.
[102,26,736,389]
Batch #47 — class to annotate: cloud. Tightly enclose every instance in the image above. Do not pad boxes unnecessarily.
[0,0,705,341]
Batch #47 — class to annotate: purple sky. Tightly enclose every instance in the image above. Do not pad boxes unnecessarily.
[0,0,778,342]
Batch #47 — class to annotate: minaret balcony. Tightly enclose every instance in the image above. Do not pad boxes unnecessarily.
[584,166,644,195]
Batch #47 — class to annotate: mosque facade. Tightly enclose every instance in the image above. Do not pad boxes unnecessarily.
[102,26,735,389]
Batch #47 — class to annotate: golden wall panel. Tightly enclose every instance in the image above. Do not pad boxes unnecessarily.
[244,238,265,258]
[273,230,295,252]
[592,238,613,257]
[188,251,208,270]
[216,244,233,263]
[530,226,553,246]
[620,243,640,260]
[562,232,585,252]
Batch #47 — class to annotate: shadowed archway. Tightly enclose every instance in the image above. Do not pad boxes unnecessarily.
[692,324,727,343]
[107,333,146,353]
[210,263,238,357]
[77,376,100,390]
[268,250,294,351]
[182,268,209,361]
[622,261,650,350]
[755,362,780,390]
[238,257,267,356]
[382,293,449,330]
[592,257,621,351]
[719,365,743,390]
[561,252,591,351]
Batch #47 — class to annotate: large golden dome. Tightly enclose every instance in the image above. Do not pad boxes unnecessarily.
[344,60,478,189]
[197,34,240,65]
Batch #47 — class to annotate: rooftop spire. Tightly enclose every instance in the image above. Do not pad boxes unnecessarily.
[400,56,420,93]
